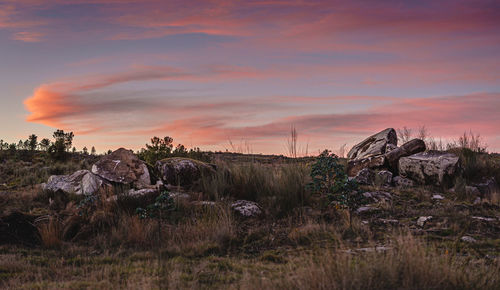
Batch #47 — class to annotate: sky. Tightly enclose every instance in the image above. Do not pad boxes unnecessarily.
[1,0,499,154]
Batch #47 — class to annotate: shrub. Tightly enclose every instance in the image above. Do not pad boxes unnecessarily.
[309,150,363,226]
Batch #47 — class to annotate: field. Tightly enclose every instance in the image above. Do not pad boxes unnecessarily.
[1,150,500,289]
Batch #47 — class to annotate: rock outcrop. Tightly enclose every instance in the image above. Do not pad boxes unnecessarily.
[392,176,415,188]
[43,170,109,195]
[399,151,460,187]
[353,168,375,185]
[376,170,393,186]
[385,139,426,171]
[156,157,216,187]
[92,148,152,189]
[347,128,399,176]
[347,155,386,177]
[347,128,397,160]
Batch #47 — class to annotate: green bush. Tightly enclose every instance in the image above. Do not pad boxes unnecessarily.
[309,150,363,220]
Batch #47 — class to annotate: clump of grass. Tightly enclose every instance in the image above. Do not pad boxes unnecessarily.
[37,217,62,249]
[202,161,311,216]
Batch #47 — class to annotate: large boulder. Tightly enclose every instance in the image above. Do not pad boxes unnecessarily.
[43,170,108,195]
[347,155,385,177]
[347,128,397,161]
[156,158,216,187]
[399,151,460,187]
[385,139,426,172]
[92,148,152,189]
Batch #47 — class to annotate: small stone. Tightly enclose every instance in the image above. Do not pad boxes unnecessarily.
[356,206,380,214]
[432,194,444,200]
[363,191,392,203]
[460,236,477,243]
[417,216,432,227]
[231,200,262,217]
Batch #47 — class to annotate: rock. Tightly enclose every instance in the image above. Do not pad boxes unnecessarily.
[231,200,262,217]
[472,216,498,222]
[353,168,374,185]
[362,191,392,203]
[356,206,380,214]
[193,201,217,207]
[0,212,40,246]
[127,188,158,197]
[465,186,481,197]
[473,177,498,198]
[43,170,109,195]
[170,192,191,202]
[92,148,152,188]
[398,151,460,187]
[417,216,432,227]
[347,128,397,161]
[385,139,426,171]
[385,144,398,153]
[156,157,216,187]
[460,236,477,243]
[347,155,386,177]
[432,194,444,200]
[393,176,415,188]
[376,170,393,186]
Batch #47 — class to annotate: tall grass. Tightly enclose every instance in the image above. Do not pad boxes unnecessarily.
[201,161,311,216]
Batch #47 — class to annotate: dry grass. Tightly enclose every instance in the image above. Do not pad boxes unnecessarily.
[202,161,311,216]
[37,217,62,249]
[249,233,500,290]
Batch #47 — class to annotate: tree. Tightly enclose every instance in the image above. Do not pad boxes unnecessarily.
[39,138,51,151]
[53,130,74,152]
[91,146,96,155]
[0,140,4,151]
[72,147,77,153]
[28,134,38,151]
[141,136,174,164]
[82,147,88,155]
[50,129,74,160]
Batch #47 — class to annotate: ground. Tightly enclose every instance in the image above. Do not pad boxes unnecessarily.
[0,151,499,289]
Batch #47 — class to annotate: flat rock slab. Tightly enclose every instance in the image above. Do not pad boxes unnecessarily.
[43,170,108,195]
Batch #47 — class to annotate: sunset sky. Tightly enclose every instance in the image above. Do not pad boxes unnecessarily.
[1,0,499,154]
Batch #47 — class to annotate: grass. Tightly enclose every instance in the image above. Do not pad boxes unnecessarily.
[201,161,312,216]
[1,150,500,289]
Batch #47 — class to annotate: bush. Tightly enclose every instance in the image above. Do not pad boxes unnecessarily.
[309,150,363,215]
